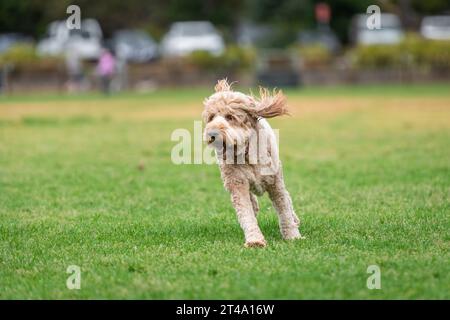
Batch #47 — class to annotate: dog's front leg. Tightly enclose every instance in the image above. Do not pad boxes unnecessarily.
[230,185,266,247]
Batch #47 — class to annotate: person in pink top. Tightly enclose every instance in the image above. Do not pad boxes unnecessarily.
[97,48,116,94]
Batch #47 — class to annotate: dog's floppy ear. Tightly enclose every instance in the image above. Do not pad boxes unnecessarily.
[214,78,232,92]
[254,87,289,118]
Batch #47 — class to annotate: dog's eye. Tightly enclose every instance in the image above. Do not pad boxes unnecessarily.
[225,114,233,121]
[208,114,215,122]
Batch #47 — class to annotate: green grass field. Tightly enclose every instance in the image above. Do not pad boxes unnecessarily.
[0,84,449,299]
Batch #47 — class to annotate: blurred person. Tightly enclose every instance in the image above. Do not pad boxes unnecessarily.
[65,50,84,92]
[0,66,5,93]
[114,56,128,91]
[0,63,12,94]
[96,48,116,94]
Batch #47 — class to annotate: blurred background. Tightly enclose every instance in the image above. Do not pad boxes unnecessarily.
[0,0,449,94]
[1,1,450,300]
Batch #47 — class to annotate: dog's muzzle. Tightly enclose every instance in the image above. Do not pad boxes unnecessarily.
[205,130,220,145]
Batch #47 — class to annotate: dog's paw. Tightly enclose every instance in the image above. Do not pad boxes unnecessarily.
[285,234,306,241]
[244,239,267,248]
[282,228,305,240]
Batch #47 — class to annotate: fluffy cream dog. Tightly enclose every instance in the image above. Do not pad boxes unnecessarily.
[203,79,303,247]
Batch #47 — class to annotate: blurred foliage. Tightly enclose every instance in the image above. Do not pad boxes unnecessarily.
[0,0,46,37]
[188,46,256,72]
[296,44,333,69]
[0,44,62,71]
[245,0,377,45]
[411,0,450,14]
[349,34,450,69]
[1,0,449,45]
[0,44,37,65]
[0,0,243,39]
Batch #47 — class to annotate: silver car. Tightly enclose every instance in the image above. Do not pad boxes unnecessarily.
[112,30,159,62]
[421,16,450,40]
[350,13,404,45]
[161,21,225,57]
[37,19,103,60]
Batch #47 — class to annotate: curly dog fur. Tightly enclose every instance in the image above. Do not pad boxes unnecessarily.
[203,79,303,247]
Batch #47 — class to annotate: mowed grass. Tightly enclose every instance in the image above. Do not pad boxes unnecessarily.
[0,84,449,299]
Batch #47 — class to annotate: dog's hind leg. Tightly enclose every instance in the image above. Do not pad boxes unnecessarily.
[267,174,303,240]
[250,193,259,217]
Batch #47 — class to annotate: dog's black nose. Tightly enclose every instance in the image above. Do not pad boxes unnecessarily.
[206,131,219,143]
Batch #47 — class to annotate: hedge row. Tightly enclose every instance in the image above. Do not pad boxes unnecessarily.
[349,34,450,69]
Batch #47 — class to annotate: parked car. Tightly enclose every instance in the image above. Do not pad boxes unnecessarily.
[37,19,103,60]
[111,30,158,62]
[161,21,225,57]
[350,13,404,45]
[0,33,34,53]
[421,16,450,40]
[298,27,341,53]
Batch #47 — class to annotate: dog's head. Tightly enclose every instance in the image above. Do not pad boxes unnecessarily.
[202,79,289,153]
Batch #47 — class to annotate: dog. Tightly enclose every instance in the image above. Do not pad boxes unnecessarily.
[202,79,303,247]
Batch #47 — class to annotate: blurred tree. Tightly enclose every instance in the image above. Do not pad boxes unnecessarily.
[245,0,314,47]
[379,0,450,30]
[246,0,374,46]
[0,0,243,39]
[0,0,448,43]
[157,0,243,40]
[324,0,374,43]
[165,0,242,25]
[0,0,44,37]
[412,0,450,14]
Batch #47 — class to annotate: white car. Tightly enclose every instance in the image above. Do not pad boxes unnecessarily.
[112,30,159,62]
[421,16,450,40]
[37,19,103,60]
[161,21,225,57]
[350,14,404,45]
